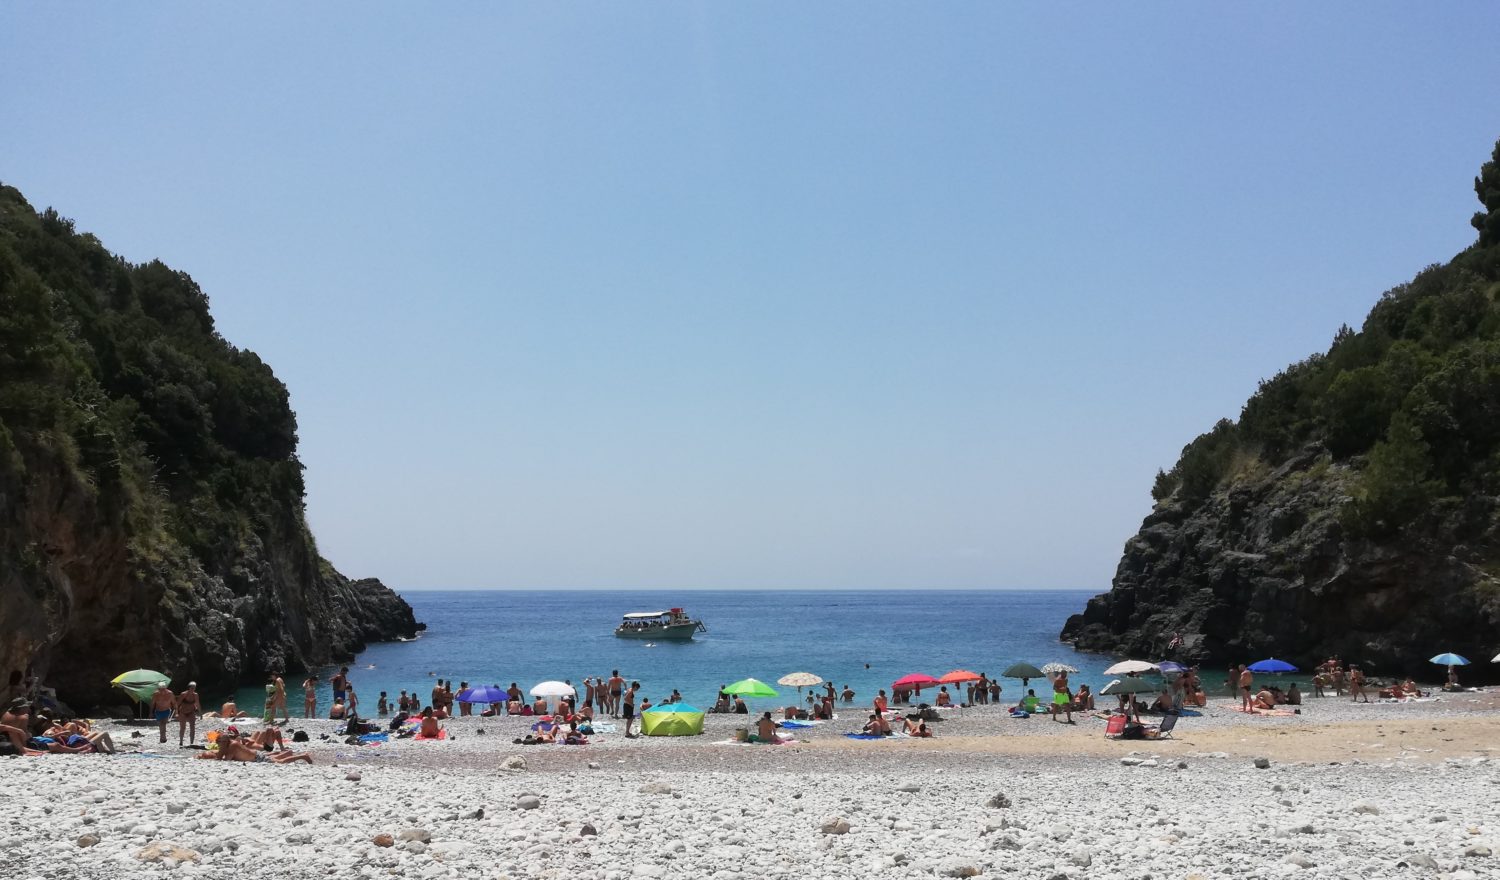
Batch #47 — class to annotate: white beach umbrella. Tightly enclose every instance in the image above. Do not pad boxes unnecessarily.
[1493,653,1500,663]
[529,681,576,698]
[777,672,824,690]
[1041,663,1078,676]
[1103,660,1159,676]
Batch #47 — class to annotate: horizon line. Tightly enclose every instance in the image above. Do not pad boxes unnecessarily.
[384,585,1104,592]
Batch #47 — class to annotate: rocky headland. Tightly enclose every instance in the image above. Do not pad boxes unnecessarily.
[0,184,419,710]
[1063,139,1500,679]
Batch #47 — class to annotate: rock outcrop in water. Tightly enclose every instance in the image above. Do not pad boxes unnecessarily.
[1062,139,1500,680]
[0,184,419,709]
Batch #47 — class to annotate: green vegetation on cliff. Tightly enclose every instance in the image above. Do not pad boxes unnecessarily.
[1152,139,1500,539]
[0,184,417,707]
[0,187,304,581]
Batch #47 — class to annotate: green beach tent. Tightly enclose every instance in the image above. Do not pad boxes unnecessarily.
[640,704,705,737]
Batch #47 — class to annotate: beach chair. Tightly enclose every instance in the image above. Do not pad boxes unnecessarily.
[1149,713,1179,739]
[1104,714,1126,737]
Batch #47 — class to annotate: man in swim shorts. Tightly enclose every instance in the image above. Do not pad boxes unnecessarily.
[150,682,175,743]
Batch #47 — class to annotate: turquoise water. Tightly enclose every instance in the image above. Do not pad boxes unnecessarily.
[235,589,1126,714]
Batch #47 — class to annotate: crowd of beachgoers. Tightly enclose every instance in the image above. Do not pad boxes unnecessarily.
[6,656,1497,879]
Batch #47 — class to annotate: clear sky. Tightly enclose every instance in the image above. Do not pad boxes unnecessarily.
[3,5,1498,590]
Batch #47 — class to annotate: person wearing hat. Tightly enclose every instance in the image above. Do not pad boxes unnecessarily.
[150,682,175,744]
[176,682,202,746]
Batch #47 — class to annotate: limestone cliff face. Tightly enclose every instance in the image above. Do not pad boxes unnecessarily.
[0,184,419,709]
[1061,446,1500,679]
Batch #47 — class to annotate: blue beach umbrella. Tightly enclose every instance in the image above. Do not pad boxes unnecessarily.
[456,685,509,704]
[1429,653,1470,666]
[1248,658,1298,674]
[1157,661,1188,675]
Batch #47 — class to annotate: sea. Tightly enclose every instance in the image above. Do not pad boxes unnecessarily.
[232,589,1159,714]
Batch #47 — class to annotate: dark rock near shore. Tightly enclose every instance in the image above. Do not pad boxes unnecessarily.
[1061,444,1500,680]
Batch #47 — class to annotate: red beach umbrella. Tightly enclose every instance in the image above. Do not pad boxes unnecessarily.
[938,670,982,684]
[892,673,940,689]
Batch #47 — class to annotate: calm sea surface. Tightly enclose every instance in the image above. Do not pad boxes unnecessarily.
[235,589,1141,713]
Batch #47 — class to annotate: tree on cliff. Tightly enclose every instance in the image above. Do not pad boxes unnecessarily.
[1474,139,1500,247]
[1148,137,1500,537]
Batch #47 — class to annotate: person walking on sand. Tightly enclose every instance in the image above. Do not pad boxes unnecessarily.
[175,682,201,746]
[622,682,639,738]
[303,675,318,719]
[1349,665,1369,702]
[150,682,175,743]
[1238,665,1254,712]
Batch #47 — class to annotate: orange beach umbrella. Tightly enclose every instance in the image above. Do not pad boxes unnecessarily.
[938,669,982,684]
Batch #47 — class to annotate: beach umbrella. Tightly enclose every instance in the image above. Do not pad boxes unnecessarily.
[892,673,940,689]
[777,672,824,691]
[1041,663,1078,676]
[722,678,778,698]
[1002,663,1044,680]
[1429,653,1470,666]
[456,685,509,704]
[528,681,576,698]
[937,670,982,684]
[1103,660,1159,676]
[1248,658,1298,674]
[110,669,171,704]
[1157,661,1188,675]
[1100,677,1160,696]
[1493,653,1500,663]
[640,704,705,737]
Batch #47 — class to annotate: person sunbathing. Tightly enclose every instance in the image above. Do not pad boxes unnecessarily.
[533,716,558,743]
[1252,688,1276,710]
[246,727,285,751]
[913,722,933,738]
[862,713,892,736]
[219,700,240,718]
[531,697,548,715]
[419,708,442,739]
[902,715,921,735]
[198,731,311,764]
[328,698,347,720]
[935,687,952,707]
[1149,687,1176,715]
[752,712,779,743]
[44,720,115,754]
[1074,684,1095,710]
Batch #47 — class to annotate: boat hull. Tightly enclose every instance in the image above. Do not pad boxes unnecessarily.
[614,622,701,640]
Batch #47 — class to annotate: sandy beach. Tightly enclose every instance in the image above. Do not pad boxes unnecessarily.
[10,692,1498,879]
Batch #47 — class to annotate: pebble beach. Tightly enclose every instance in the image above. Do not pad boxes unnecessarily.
[11,693,1499,880]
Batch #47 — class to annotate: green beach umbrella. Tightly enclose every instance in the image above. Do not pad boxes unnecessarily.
[722,678,778,698]
[640,704,706,737]
[110,669,171,703]
[1002,662,1044,680]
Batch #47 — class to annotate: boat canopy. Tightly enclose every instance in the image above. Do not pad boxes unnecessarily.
[622,611,672,620]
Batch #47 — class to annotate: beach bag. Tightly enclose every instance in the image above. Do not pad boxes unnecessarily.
[292,730,309,742]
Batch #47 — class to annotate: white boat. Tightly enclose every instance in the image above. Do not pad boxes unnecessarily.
[614,608,707,640]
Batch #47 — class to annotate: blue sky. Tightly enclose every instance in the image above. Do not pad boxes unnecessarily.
[3,5,1497,589]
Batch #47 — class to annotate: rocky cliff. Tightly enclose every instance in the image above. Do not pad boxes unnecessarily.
[0,184,419,709]
[1062,140,1500,681]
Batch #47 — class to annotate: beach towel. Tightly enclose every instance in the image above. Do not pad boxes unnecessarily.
[413,729,448,741]
[778,720,819,729]
[843,732,909,740]
[357,732,389,743]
